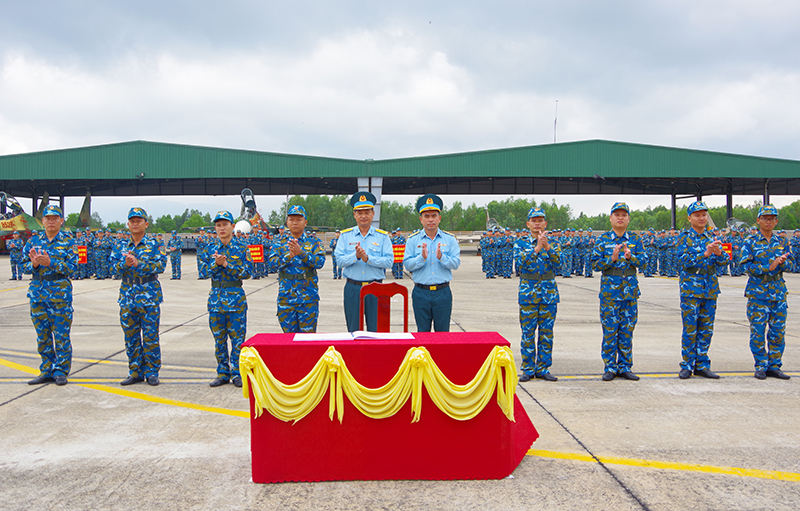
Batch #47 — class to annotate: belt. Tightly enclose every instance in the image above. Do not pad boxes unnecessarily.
[32,273,67,281]
[212,280,243,288]
[759,272,783,282]
[279,269,317,280]
[122,275,159,285]
[685,267,715,276]
[346,278,383,286]
[603,268,637,277]
[520,272,555,281]
[415,282,450,291]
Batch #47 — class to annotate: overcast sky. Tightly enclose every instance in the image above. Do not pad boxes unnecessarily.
[2,1,799,223]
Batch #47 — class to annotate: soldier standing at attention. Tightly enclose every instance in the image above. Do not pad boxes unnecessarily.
[272,205,325,333]
[515,207,560,382]
[196,229,207,279]
[392,228,406,279]
[740,205,792,380]
[110,207,167,386]
[208,211,251,388]
[22,205,77,386]
[677,201,727,379]
[329,230,341,279]
[333,192,393,332]
[592,202,647,382]
[168,229,183,279]
[403,194,461,332]
[8,230,24,280]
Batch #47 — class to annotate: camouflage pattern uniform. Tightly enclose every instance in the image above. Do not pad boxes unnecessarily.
[272,231,325,332]
[7,233,24,280]
[329,235,341,279]
[741,231,791,372]
[677,229,728,372]
[208,237,251,381]
[515,231,560,378]
[592,230,646,375]
[110,233,167,381]
[168,231,183,279]
[391,231,406,279]
[22,229,77,380]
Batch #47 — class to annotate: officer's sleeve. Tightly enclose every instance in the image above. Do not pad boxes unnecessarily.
[55,239,78,277]
[437,235,461,270]
[403,236,424,271]
[369,234,394,269]
[628,237,646,269]
[307,239,326,269]
[20,240,34,274]
[334,234,357,267]
[592,235,612,271]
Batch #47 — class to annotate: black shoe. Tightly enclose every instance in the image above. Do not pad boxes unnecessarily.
[519,373,533,382]
[679,368,692,379]
[754,370,767,380]
[694,368,720,379]
[147,375,160,386]
[209,378,229,387]
[766,369,791,380]
[232,376,242,388]
[602,371,616,381]
[120,376,144,386]
[619,371,640,381]
[28,375,55,385]
[538,373,558,382]
[54,374,68,386]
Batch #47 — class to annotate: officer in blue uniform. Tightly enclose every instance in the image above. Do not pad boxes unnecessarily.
[8,231,24,280]
[515,207,560,382]
[741,205,792,380]
[592,202,647,381]
[403,194,461,332]
[272,205,325,333]
[110,207,167,386]
[22,205,77,385]
[333,192,393,332]
[168,229,183,279]
[677,201,727,379]
[207,211,251,388]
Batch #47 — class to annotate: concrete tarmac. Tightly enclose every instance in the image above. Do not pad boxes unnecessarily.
[1,252,799,511]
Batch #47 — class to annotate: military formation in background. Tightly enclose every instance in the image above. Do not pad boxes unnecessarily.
[9,196,796,389]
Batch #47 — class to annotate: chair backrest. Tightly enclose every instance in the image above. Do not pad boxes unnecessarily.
[359,282,409,332]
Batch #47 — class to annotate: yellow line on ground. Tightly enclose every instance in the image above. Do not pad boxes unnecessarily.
[0,285,27,293]
[0,349,215,372]
[78,383,249,418]
[527,449,800,482]
[0,357,38,375]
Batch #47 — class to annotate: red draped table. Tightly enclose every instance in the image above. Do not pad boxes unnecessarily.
[243,331,539,483]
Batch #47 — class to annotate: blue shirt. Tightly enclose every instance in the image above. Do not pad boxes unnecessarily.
[272,232,325,304]
[514,235,560,305]
[109,234,167,307]
[403,228,461,285]
[333,225,393,281]
[591,230,646,301]
[208,238,251,312]
[22,230,77,303]
[677,229,728,299]
[741,232,790,302]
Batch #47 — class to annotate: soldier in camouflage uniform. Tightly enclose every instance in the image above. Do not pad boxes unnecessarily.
[168,229,183,279]
[515,207,560,382]
[741,205,792,380]
[8,230,24,280]
[592,202,647,381]
[391,228,406,279]
[207,211,251,388]
[23,205,77,386]
[329,230,342,279]
[791,230,800,273]
[676,201,727,379]
[272,205,325,333]
[110,207,167,386]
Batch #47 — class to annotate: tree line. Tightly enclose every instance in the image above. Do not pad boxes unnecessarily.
[64,197,800,233]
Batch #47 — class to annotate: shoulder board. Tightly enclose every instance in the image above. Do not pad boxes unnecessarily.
[407,231,421,239]
[440,230,456,237]
[376,228,389,235]
[341,227,355,233]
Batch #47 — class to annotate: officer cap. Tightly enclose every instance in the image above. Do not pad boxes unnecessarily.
[128,207,148,220]
[42,204,63,218]
[758,204,779,217]
[350,192,377,210]
[528,207,546,219]
[286,205,306,218]
[213,211,235,223]
[417,194,443,214]
[610,202,629,214]
[687,201,708,215]
[648,228,655,232]
[171,230,177,234]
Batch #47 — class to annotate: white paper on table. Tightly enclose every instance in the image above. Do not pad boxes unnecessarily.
[292,332,416,341]
[293,332,356,341]
[351,331,415,340]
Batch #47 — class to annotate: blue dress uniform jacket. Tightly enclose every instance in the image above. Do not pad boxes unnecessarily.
[515,234,560,376]
[740,232,791,371]
[22,231,78,378]
[208,238,250,380]
[271,232,325,332]
[592,231,647,374]
[676,229,729,372]
[109,235,167,379]
[403,229,461,332]
[334,226,393,332]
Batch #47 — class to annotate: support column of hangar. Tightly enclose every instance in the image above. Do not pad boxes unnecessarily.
[358,176,383,229]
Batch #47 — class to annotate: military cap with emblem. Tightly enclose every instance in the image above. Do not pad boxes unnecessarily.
[687,201,708,215]
[758,204,779,217]
[213,211,235,223]
[610,202,629,214]
[416,193,443,214]
[42,204,63,217]
[128,207,148,219]
[286,205,306,218]
[350,192,377,210]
